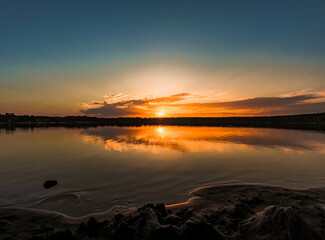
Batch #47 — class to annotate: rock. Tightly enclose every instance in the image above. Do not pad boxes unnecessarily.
[29,230,75,240]
[43,180,57,189]
[47,230,75,240]
[149,226,179,240]
[164,214,180,225]
[138,203,167,217]
[85,217,99,238]
[2,184,325,240]
[180,219,225,240]
[155,203,167,218]
[239,205,320,240]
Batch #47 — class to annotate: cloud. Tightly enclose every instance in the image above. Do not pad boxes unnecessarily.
[104,93,129,103]
[80,90,325,117]
[174,94,317,109]
[81,93,192,117]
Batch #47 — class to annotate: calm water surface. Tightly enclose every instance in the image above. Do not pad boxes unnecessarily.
[1,126,325,216]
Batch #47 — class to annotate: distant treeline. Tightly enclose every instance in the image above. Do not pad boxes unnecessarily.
[1,112,325,131]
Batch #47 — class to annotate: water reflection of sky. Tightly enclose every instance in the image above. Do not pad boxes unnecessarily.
[1,126,325,217]
[82,126,325,153]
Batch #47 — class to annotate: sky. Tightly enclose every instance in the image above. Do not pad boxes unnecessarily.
[1,0,325,117]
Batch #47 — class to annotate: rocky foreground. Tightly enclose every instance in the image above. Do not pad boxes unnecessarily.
[1,185,325,240]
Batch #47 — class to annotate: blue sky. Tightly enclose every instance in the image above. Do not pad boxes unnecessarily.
[1,0,325,116]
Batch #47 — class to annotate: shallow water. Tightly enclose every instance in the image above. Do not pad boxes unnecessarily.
[1,126,325,217]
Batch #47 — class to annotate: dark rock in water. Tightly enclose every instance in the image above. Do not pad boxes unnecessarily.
[43,180,57,189]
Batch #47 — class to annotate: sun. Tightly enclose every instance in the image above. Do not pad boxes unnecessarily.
[157,111,164,117]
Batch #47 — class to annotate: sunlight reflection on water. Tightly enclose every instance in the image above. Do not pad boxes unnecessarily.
[1,126,325,216]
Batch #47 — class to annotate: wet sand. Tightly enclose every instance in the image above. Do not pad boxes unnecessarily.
[1,184,325,240]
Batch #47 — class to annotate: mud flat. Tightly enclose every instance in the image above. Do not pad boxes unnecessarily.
[1,184,325,240]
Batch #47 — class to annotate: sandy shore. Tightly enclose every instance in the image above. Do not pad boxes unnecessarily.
[1,184,325,240]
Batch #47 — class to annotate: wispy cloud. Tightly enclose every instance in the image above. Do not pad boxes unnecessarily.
[80,90,325,117]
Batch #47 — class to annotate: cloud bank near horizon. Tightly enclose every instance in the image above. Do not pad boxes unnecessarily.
[80,90,325,117]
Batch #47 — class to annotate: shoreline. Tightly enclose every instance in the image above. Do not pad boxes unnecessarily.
[1,184,325,239]
[2,122,325,134]
[1,112,325,132]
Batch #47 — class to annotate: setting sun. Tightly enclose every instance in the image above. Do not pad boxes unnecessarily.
[157,111,164,117]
